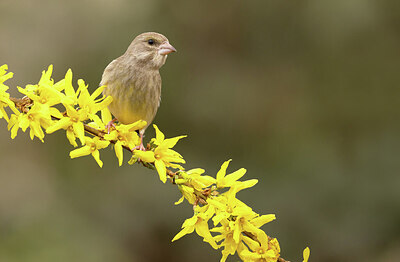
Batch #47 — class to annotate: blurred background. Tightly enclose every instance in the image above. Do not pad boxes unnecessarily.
[1,0,400,261]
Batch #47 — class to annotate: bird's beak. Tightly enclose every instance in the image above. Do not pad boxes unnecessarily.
[158,42,177,56]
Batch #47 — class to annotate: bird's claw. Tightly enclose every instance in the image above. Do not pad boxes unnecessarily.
[131,132,146,152]
[105,119,117,134]
[131,143,146,152]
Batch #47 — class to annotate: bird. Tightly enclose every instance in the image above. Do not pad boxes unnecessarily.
[100,32,176,150]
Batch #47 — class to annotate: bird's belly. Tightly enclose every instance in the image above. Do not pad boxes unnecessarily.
[105,82,159,128]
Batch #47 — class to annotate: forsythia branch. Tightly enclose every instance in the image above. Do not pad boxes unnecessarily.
[1,65,309,262]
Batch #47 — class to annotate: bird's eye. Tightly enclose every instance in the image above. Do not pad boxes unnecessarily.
[148,39,155,45]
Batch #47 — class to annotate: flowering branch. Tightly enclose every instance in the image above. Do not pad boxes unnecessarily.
[0,65,309,262]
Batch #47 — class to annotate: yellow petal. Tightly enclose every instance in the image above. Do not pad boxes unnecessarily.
[174,196,185,205]
[46,117,70,133]
[207,198,226,211]
[5,99,19,115]
[232,179,258,193]
[186,168,205,175]
[91,86,105,99]
[155,159,167,183]
[94,96,113,112]
[0,64,9,75]
[128,155,138,165]
[66,129,78,147]
[181,215,198,228]
[250,214,276,228]
[255,230,269,246]
[303,247,310,262]
[73,122,85,144]
[153,124,165,142]
[195,220,218,249]
[65,104,79,118]
[162,135,187,148]
[134,150,156,162]
[10,124,19,139]
[30,121,45,141]
[101,107,112,125]
[29,128,35,140]
[90,114,104,127]
[223,168,246,186]
[38,65,53,86]
[8,115,19,139]
[124,120,147,132]
[0,107,9,122]
[64,69,76,98]
[70,146,91,159]
[91,150,103,168]
[216,159,232,186]
[19,115,29,131]
[171,226,194,242]
[115,141,123,166]
[212,212,227,226]
[241,235,260,251]
[233,221,241,244]
[103,130,118,141]
[49,107,63,118]
[196,175,216,188]
[94,138,110,149]
[238,249,260,260]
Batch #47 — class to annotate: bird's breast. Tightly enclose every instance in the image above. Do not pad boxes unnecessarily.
[103,68,161,129]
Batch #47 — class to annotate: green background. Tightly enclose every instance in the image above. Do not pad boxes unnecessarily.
[1,1,399,261]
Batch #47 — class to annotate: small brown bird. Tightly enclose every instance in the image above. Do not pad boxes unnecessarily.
[101,32,176,150]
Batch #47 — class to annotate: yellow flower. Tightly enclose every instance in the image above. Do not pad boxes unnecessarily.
[60,69,78,105]
[69,136,110,167]
[17,71,64,121]
[76,80,112,126]
[216,160,243,187]
[249,214,276,229]
[303,247,310,262]
[174,168,216,204]
[0,95,15,122]
[0,65,13,83]
[210,219,241,262]
[0,65,18,121]
[175,184,196,205]
[209,196,259,243]
[216,160,258,193]
[238,231,280,262]
[185,168,216,191]
[209,194,277,261]
[103,120,146,166]
[32,66,79,106]
[38,65,54,88]
[18,84,61,108]
[7,104,52,142]
[46,104,89,147]
[150,124,186,147]
[134,125,186,183]
[172,205,218,249]
[101,107,113,126]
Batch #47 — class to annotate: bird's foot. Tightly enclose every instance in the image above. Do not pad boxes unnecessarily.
[131,143,146,152]
[131,132,146,152]
[105,118,117,134]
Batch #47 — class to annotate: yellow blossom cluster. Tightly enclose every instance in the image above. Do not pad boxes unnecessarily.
[172,160,280,261]
[0,64,310,262]
[0,64,185,172]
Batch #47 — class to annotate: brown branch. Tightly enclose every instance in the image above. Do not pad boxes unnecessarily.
[10,95,291,262]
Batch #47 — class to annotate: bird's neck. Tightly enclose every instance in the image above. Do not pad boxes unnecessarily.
[124,51,166,70]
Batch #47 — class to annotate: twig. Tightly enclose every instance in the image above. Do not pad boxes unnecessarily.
[10,95,291,262]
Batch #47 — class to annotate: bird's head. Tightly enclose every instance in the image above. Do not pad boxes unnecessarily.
[125,32,177,69]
